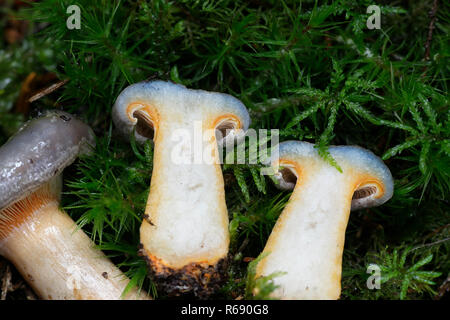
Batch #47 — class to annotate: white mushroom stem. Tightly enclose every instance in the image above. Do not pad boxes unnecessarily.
[141,112,229,269]
[140,114,229,270]
[256,165,356,299]
[0,181,149,300]
[255,141,393,300]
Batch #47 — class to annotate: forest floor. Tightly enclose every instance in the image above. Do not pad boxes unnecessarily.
[0,0,448,300]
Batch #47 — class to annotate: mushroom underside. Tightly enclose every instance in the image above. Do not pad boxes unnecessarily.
[133,109,155,140]
[277,166,379,203]
[215,120,236,139]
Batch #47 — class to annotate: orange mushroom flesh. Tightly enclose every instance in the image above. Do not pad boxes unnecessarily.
[255,141,393,299]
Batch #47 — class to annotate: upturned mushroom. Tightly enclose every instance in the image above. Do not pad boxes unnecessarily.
[112,80,250,296]
[255,141,394,299]
[0,110,149,300]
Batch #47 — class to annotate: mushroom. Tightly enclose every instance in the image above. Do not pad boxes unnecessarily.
[112,80,250,297]
[0,110,149,300]
[255,141,394,299]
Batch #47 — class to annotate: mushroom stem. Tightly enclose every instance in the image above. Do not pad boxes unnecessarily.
[255,141,393,299]
[139,115,229,296]
[0,179,147,300]
[256,166,355,299]
[0,179,148,300]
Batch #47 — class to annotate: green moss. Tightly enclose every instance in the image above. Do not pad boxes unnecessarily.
[0,0,448,300]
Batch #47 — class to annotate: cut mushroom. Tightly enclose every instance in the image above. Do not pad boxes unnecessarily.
[113,80,250,297]
[0,111,149,300]
[255,141,394,299]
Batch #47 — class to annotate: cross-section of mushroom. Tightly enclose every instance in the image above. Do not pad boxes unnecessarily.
[255,141,394,299]
[112,80,250,297]
[0,111,149,300]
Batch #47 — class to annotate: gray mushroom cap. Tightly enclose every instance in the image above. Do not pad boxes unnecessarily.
[0,110,96,210]
[271,141,394,211]
[112,80,251,145]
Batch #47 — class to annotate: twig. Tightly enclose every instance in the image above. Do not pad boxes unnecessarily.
[435,273,450,300]
[411,237,450,252]
[423,223,450,242]
[28,79,70,103]
[1,265,12,300]
[424,0,439,62]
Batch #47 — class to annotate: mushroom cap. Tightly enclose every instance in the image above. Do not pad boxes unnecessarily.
[112,80,251,144]
[0,110,96,210]
[272,141,394,210]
